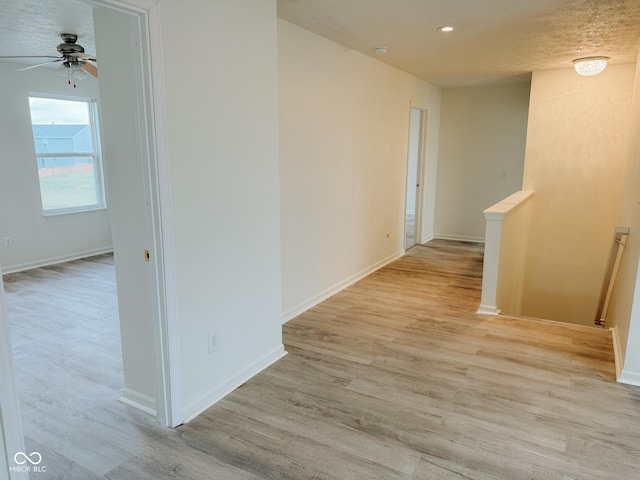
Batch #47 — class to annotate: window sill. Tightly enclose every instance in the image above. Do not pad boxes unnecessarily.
[42,205,108,217]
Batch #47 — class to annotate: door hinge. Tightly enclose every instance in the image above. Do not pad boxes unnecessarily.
[144,249,150,262]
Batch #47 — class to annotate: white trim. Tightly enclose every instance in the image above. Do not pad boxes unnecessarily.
[0,270,27,480]
[42,205,108,217]
[618,369,640,387]
[434,234,485,244]
[182,346,287,423]
[483,190,535,217]
[1,247,113,275]
[119,388,157,416]
[420,234,435,245]
[410,100,431,111]
[610,326,623,380]
[146,3,182,428]
[477,305,500,316]
[282,250,404,324]
[405,103,428,250]
[410,100,437,243]
[87,0,156,11]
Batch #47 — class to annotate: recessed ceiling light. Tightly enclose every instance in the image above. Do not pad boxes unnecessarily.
[373,46,388,54]
[437,26,454,32]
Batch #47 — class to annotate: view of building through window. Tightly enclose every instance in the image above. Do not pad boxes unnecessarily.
[28,95,105,213]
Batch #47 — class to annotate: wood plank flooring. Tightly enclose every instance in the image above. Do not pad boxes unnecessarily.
[4,240,640,479]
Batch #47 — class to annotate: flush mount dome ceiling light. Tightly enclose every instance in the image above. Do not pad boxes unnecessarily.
[573,56,609,76]
[373,46,388,54]
[437,26,454,32]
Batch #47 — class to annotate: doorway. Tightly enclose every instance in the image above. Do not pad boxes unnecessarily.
[1,0,177,476]
[405,107,427,250]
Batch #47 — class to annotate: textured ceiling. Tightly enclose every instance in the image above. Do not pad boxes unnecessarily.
[0,0,639,87]
[277,0,640,86]
[0,0,95,68]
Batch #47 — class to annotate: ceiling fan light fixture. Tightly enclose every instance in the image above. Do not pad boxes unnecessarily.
[58,62,70,76]
[573,56,609,76]
[71,63,88,80]
[57,60,86,87]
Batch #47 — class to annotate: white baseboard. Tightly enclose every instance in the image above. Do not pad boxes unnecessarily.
[182,345,287,423]
[610,326,623,380]
[282,250,404,324]
[477,304,500,316]
[434,234,485,244]
[618,369,640,387]
[1,247,114,275]
[119,388,157,416]
[420,234,435,244]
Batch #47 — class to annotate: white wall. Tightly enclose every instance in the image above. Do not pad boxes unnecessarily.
[607,54,640,380]
[435,83,530,242]
[156,0,284,420]
[278,19,441,320]
[521,64,635,326]
[0,61,112,273]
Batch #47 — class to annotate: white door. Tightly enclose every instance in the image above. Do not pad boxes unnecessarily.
[92,5,180,425]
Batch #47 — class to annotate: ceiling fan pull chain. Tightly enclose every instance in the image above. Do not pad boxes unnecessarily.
[64,64,76,88]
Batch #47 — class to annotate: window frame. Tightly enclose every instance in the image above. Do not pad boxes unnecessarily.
[28,93,107,216]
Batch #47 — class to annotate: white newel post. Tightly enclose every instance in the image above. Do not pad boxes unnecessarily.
[478,211,504,315]
[478,191,534,316]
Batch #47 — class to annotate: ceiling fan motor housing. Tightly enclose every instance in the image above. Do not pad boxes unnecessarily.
[57,33,85,56]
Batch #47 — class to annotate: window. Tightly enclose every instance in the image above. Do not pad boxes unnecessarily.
[28,95,106,214]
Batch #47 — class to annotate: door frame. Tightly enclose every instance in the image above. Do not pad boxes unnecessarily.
[87,0,182,428]
[405,103,429,248]
[0,269,26,480]
[1,9,181,476]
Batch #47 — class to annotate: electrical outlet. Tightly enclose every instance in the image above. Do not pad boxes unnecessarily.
[208,330,219,353]
[4,236,12,247]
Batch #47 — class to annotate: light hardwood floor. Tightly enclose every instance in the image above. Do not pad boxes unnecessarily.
[4,240,640,479]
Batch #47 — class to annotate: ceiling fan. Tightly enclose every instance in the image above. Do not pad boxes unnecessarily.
[0,33,98,87]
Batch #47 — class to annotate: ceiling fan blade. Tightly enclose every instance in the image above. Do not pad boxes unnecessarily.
[0,55,60,59]
[16,59,64,71]
[68,52,97,61]
[81,62,98,78]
